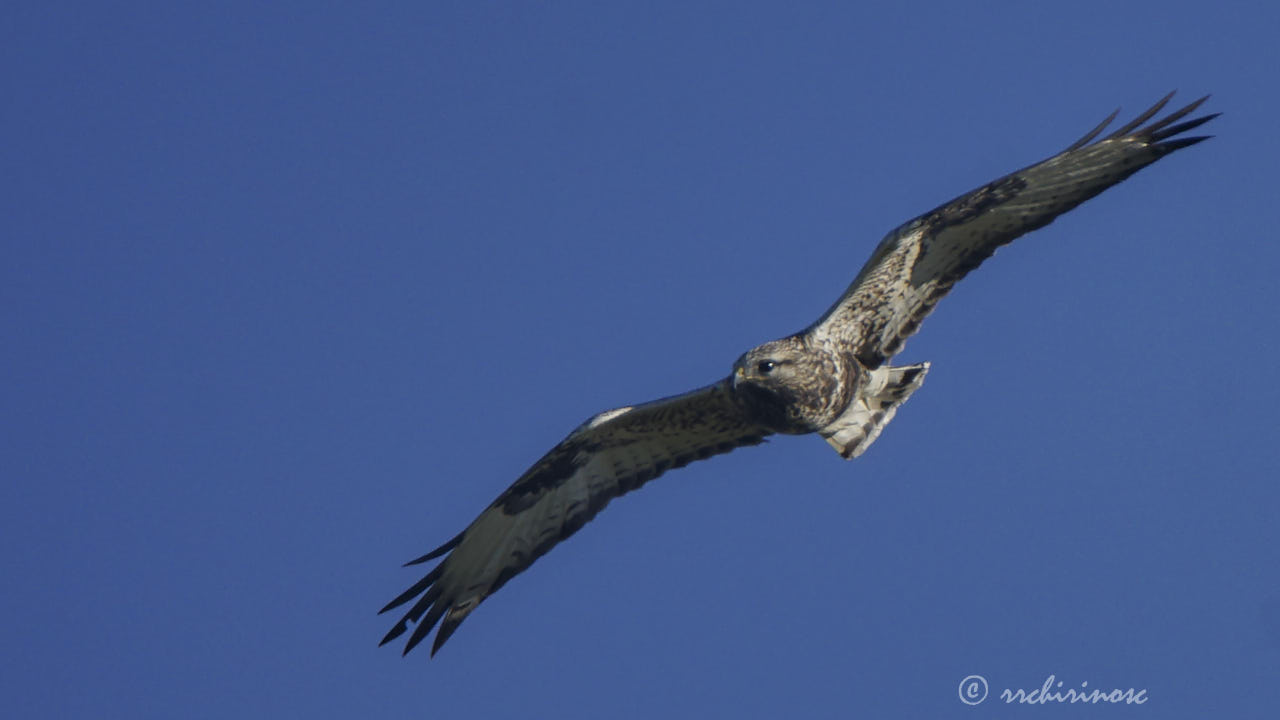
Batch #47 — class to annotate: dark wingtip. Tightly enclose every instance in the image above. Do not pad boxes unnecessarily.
[400,602,449,656]
[1104,90,1175,140]
[1151,113,1220,143]
[1069,91,1217,153]
[1142,95,1214,138]
[403,551,441,567]
[430,615,464,657]
[379,564,444,615]
[379,621,408,647]
[402,639,420,656]
[378,595,407,616]
[1157,135,1213,152]
[404,530,466,566]
[1064,107,1119,152]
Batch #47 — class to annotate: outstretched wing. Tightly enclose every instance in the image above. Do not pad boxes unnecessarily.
[379,379,770,656]
[812,92,1217,368]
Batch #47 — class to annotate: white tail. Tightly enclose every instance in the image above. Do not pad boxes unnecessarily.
[819,362,930,459]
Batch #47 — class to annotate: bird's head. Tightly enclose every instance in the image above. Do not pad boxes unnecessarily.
[732,336,853,434]
[733,337,808,390]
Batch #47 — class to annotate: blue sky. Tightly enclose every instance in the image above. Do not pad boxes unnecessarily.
[3,1,1278,717]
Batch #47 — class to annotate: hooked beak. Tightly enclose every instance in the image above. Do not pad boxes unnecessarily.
[732,365,745,389]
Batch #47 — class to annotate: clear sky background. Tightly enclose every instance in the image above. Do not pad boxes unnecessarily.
[4,2,1278,718]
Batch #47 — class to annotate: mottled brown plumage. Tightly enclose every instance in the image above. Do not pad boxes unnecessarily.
[380,92,1215,657]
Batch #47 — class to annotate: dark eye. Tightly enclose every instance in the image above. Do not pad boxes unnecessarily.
[756,360,776,375]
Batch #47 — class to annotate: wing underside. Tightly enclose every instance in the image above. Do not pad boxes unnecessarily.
[379,379,770,656]
[813,92,1216,368]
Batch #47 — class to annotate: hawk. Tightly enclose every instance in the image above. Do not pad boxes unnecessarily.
[380,92,1216,656]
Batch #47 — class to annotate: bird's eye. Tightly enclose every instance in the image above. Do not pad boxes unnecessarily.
[757,360,777,374]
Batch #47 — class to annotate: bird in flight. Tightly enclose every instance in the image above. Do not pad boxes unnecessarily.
[380,92,1216,657]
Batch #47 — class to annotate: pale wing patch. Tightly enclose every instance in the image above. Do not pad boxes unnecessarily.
[585,407,633,429]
